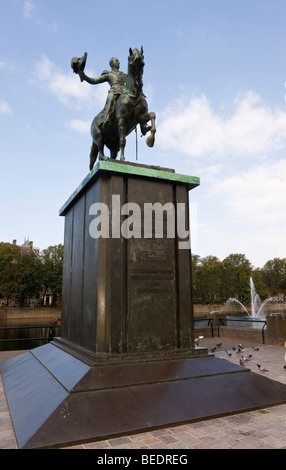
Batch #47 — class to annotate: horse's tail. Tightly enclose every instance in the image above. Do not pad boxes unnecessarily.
[89,141,98,170]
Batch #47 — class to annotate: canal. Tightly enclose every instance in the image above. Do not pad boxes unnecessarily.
[0,317,61,351]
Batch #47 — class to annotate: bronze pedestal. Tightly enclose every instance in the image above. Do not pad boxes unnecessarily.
[57,160,203,362]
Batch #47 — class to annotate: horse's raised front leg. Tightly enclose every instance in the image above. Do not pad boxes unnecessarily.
[146,112,156,148]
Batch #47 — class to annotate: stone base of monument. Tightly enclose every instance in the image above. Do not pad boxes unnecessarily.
[2,341,286,449]
[2,161,286,449]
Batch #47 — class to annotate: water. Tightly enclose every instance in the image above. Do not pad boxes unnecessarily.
[0,318,61,351]
[249,277,273,317]
[226,316,265,329]
[194,316,265,330]
[224,277,272,318]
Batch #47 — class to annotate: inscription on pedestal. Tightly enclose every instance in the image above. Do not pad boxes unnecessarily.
[128,238,177,352]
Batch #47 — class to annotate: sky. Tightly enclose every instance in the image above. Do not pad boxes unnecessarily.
[1,0,286,269]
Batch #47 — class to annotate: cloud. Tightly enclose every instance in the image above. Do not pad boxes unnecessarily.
[22,1,58,32]
[0,100,12,114]
[23,0,35,19]
[212,159,286,225]
[68,119,90,134]
[32,55,107,108]
[0,61,15,70]
[157,91,286,160]
[160,89,286,267]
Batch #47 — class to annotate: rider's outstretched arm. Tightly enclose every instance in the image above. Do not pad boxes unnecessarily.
[79,71,108,85]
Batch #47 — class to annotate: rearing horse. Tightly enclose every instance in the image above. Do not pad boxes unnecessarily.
[89,47,156,169]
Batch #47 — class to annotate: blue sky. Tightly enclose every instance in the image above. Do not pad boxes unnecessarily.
[1,0,286,268]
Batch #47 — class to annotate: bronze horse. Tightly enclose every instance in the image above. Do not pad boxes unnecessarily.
[88,47,156,169]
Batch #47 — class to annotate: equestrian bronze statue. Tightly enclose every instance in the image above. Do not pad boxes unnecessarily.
[71,47,156,170]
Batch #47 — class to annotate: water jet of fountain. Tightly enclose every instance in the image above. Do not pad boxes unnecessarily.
[224,298,250,316]
[223,277,272,318]
[250,276,272,317]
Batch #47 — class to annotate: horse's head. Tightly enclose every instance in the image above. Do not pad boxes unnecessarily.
[128,47,145,72]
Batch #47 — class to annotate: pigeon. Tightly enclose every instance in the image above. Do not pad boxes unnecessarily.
[239,358,245,366]
[216,343,222,348]
[194,335,204,345]
[247,353,253,359]
[225,350,232,356]
[236,347,245,354]
[256,364,268,372]
[210,347,217,353]
[252,346,259,351]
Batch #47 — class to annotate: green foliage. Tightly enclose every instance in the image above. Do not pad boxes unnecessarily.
[261,258,286,297]
[251,269,269,300]
[0,243,21,300]
[0,242,43,307]
[221,254,252,303]
[192,253,286,304]
[40,244,64,306]
[192,255,222,304]
[0,243,63,307]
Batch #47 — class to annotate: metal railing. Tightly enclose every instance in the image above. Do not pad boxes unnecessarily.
[217,317,267,344]
[0,324,61,345]
[194,317,214,337]
[194,316,267,344]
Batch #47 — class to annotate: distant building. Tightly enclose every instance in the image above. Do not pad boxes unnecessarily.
[12,238,40,257]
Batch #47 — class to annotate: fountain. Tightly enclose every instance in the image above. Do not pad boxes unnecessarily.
[224,277,272,318]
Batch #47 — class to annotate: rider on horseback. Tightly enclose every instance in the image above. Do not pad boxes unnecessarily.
[78,57,127,127]
[71,48,156,166]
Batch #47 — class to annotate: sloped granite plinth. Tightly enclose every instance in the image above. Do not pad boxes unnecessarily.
[1,342,286,449]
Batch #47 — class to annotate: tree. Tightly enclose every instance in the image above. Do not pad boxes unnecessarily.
[0,242,43,307]
[40,244,64,307]
[262,258,286,298]
[13,252,43,307]
[251,269,269,300]
[193,255,222,304]
[221,254,253,303]
[0,243,21,302]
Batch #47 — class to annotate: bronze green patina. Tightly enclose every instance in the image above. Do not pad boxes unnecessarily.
[59,161,200,216]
